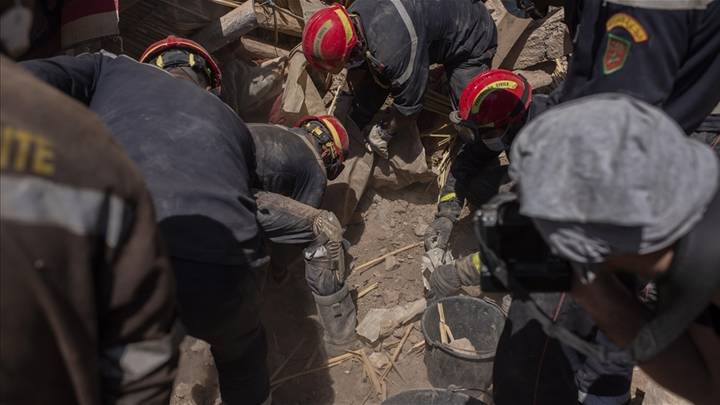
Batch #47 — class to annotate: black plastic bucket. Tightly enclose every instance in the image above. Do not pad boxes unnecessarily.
[381,389,486,405]
[421,296,505,391]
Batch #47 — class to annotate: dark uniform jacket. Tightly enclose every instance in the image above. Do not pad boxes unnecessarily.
[555,0,720,134]
[23,53,264,266]
[0,57,176,405]
[348,0,496,128]
[248,123,327,207]
[248,123,327,245]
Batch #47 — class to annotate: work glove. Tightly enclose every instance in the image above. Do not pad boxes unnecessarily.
[312,210,343,242]
[367,123,393,159]
[421,248,454,291]
[424,216,454,251]
[428,263,462,299]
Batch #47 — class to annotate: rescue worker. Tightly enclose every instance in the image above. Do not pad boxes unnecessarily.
[423,69,537,256]
[425,69,635,405]
[510,94,720,404]
[248,116,358,352]
[1,1,177,404]
[301,0,497,158]
[22,36,271,404]
[501,0,720,136]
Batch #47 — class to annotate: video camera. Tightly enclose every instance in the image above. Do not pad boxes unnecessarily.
[473,192,573,293]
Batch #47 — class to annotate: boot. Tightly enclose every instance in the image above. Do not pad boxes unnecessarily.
[312,283,357,355]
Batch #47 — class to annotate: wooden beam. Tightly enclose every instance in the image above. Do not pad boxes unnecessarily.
[253,3,304,37]
[193,1,305,54]
[241,37,290,59]
[192,0,258,53]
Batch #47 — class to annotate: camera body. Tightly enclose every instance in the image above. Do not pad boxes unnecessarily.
[473,193,572,293]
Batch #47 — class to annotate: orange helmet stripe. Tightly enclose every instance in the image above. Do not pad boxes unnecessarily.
[334,8,354,46]
[321,118,343,150]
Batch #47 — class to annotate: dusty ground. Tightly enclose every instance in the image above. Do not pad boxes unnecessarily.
[171,183,688,405]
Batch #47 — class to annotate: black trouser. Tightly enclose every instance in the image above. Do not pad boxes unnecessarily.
[172,257,269,405]
[493,293,632,405]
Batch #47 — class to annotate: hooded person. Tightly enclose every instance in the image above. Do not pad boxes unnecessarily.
[1,1,176,404]
[509,93,720,404]
[21,36,273,405]
[423,73,636,405]
[247,116,357,353]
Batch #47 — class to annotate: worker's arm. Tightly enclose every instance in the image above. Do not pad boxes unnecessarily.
[441,143,498,220]
[387,48,429,119]
[99,186,178,404]
[425,143,498,250]
[20,53,105,104]
[429,253,484,298]
[560,3,716,130]
[254,190,320,245]
[346,67,391,131]
[572,272,720,404]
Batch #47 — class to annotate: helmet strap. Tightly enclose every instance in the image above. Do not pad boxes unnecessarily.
[303,121,342,176]
[153,49,213,88]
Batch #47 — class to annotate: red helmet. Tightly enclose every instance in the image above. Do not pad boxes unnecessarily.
[302,4,359,73]
[296,115,350,162]
[455,69,532,130]
[139,35,222,94]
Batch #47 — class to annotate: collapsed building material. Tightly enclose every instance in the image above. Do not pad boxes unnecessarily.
[356,299,427,343]
[192,1,258,53]
[192,0,305,54]
[240,37,290,59]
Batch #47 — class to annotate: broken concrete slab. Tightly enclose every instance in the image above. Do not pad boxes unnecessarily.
[356,298,427,343]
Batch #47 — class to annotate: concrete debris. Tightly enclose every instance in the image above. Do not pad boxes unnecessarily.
[368,352,390,370]
[384,255,398,271]
[511,9,572,70]
[448,337,477,353]
[414,220,428,237]
[356,298,427,343]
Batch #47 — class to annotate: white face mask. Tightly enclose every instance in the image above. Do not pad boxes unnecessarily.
[482,136,507,152]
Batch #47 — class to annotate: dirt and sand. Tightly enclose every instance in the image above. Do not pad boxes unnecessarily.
[170,184,688,405]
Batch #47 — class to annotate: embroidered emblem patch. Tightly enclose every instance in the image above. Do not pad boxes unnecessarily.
[606,13,648,43]
[603,33,631,75]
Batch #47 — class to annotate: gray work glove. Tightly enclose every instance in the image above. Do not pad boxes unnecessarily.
[312,210,343,242]
[429,264,462,299]
[424,216,454,251]
[367,123,393,159]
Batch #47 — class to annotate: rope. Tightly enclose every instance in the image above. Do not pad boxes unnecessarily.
[532,293,567,405]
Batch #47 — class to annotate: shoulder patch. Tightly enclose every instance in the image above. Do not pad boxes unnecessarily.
[606,13,648,43]
[603,33,631,75]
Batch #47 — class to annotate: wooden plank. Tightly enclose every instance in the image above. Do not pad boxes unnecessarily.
[241,37,290,59]
[193,0,305,54]
[254,3,305,37]
[192,0,258,53]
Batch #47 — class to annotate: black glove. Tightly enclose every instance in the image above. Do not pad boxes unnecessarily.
[424,216,454,251]
[429,263,462,299]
